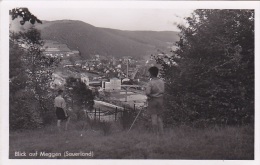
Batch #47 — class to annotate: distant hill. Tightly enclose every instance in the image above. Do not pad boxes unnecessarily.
[36,20,179,59]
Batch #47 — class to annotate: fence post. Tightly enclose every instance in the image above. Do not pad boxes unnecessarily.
[134,104,135,111]
[115,107,118,121]
[99,108,101,121]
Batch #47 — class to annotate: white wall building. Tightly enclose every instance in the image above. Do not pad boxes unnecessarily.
[102,78,121,91]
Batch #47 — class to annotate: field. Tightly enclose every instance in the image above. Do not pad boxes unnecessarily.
[9,121,254,160]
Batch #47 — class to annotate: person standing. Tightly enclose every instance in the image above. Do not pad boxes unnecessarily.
[54,89,70,131]
[145,66,165,135]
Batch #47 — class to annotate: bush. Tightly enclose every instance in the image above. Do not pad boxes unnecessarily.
[10,90,43,130]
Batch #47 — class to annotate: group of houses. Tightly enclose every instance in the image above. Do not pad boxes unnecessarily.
[42,40,80,58]
[44,40,156,92]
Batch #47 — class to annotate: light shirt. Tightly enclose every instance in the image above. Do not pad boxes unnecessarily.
[145,77,165,98]
[54,95,66,109]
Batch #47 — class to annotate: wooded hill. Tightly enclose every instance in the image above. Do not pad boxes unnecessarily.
[36,20,179,59]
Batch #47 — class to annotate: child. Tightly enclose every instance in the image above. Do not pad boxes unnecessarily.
[54,89,70,131]
[145,66,165,135]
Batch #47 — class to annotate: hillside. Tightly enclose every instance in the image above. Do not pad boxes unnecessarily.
[10,124,254,159]
[36,20,179,59]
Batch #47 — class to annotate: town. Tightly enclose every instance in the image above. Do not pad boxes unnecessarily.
[44,40,157,121]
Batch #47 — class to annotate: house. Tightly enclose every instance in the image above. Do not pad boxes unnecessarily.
[75,60,82,67]
[72,50,80,56]
[50,73,66,89]
[102,78,121,91]
[81,73,89,86]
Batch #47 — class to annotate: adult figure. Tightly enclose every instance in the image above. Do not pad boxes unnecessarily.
[145,66,165,135]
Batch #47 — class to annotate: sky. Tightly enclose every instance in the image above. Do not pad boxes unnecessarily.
[4,1,195,32]
[6,0,257,32]
[26,8,192,31]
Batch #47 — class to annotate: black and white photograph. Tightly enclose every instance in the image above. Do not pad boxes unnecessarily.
[0,0,260,164]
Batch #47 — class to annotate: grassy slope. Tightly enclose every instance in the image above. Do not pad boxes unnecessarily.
[9,123,254,159]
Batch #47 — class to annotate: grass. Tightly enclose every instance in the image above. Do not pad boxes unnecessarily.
[9,122,254,159]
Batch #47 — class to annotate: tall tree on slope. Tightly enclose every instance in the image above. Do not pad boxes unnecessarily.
[155,9,254,126]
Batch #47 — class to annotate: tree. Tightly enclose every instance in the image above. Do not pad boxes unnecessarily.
[65,77,94,120]
[155,9,254,126]
[9,8,42,25]
[9,40,43,129]
[9,8,59,130]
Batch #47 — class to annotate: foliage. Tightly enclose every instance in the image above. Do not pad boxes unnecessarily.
[9,8,42,25]
[9,90,44,130]
[65,77,95,120]
[9,8,59,130]
[154,9,254,126]
[9,42,27,93]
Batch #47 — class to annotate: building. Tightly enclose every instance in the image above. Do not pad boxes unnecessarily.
[72,50,80,56]
[81,73,89,86]
[102,78,121,91]
[75,60,82,67]
[50,73,66,89]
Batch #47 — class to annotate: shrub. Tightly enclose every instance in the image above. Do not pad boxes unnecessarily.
[10,90,43,130]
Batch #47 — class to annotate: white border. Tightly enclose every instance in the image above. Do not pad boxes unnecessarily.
[1,1,260,165]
